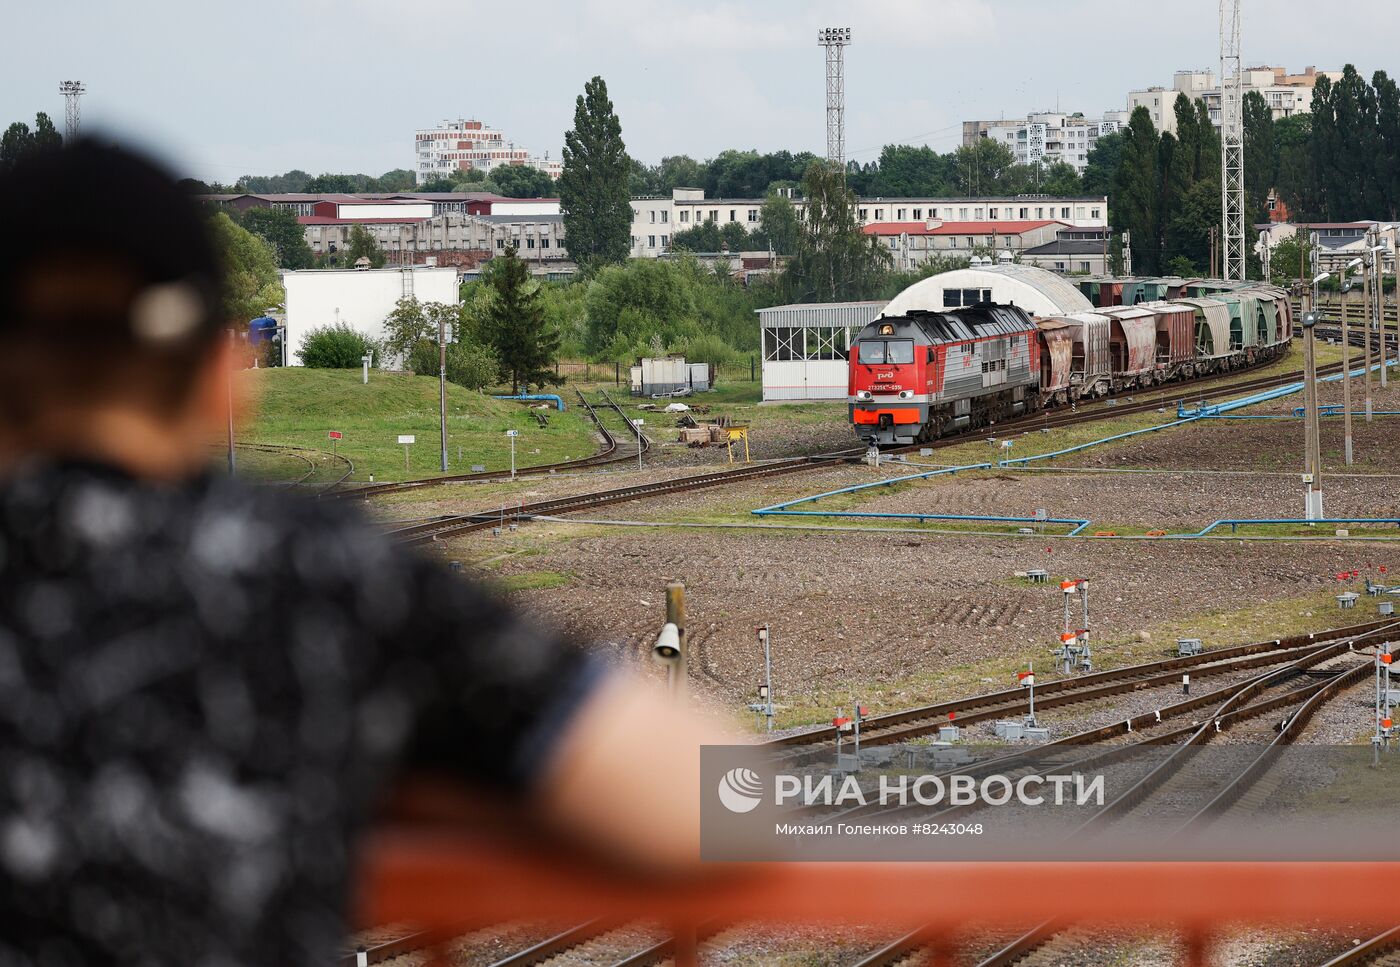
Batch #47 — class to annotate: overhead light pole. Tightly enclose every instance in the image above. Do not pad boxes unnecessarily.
[1339,258,1363,466]
[1303,286,1328,521]
[1374,227,1396,389]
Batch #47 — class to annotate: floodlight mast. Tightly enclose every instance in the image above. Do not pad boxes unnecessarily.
[1219,0,1246,280]
[817,28,851,174]
[58,80,84,141]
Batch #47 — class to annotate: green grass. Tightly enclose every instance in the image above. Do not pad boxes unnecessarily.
[231,368,601,483]
[492,569,572,592]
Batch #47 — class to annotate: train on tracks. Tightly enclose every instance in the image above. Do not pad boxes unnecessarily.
[850,276,1295,446]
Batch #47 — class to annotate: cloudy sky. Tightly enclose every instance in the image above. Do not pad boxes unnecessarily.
[5,0,1396,181]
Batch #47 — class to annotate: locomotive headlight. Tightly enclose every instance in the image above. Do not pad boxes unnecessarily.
[855,390,873,401]
[898,390,914,400]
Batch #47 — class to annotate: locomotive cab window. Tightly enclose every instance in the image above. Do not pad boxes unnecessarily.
[886,340,915,364]
[858,341,886,364]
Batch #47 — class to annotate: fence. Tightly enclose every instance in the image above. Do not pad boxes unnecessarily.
[353,832,1400,967]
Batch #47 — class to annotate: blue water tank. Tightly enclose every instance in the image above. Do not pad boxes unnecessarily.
[248,316,278,344]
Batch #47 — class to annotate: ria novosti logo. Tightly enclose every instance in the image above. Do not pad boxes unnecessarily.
[716,767,764,813]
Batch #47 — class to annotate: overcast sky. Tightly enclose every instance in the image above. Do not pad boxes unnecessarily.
[6,0,1397,182]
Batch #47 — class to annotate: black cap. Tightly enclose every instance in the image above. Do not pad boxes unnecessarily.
[0,139,223,348]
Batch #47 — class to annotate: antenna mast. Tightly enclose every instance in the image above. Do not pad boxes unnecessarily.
[817,27,851,174]
[1219,1,1246,280]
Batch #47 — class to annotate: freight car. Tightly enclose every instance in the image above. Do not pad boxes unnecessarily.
[850,282,1293,446]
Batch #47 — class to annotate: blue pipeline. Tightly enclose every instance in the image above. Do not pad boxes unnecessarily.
[1000,417,1201,467]
[751,508,1093,536]
[1177,517,1400,538]
[1178,359,1391,419]
[751,461,996,515]
[494,394,566,411]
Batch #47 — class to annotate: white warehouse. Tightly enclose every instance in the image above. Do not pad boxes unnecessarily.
[880,264,1092,318]
[757,301,887,401]
[281,266,460,366]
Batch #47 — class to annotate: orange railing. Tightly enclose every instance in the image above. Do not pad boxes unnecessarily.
[353,833,1400,966]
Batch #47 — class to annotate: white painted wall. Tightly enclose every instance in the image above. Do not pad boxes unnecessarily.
[337,203,434,220]
[763,360,850,401]
[491,200,560,216]
[282,267,460,367]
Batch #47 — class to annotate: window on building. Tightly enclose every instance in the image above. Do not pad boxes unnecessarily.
[942,288,992,308]
[930,208,938,219]
[1061,207,1070,218]
[989,209,999,220]
[858,208,868,220]
[897,208,906,219]
[1019,208,1028,219]
[526,238,536,248]
[948,237,957,248]
[648,235,656,248]
[729,209,737,221]
[764,326,802,362]
[496,239,505,249]
[1055,261,1066,271]
[888,238,898,249]
[649,211,656,223]
[660,235,668,247]
[1091,208,1101,219]
[661,211,669,223]
[748,209,759,222]
[541,238,550,249]
[959,208,969,219]
[680,210,690,223]
[875,209,884,220]
[1079,261,1091,272]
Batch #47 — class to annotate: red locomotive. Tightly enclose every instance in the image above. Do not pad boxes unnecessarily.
[850,304,1041,446]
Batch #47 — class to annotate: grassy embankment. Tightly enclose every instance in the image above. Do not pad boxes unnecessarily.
[227,368,600,483]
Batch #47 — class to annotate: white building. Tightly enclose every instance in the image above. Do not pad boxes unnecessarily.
[1127,66,1338,134]
[880,264,1093,317]
[629,189,1108,258]
[757,301,887,401]
[414,119,562,185]
[281,266,461,366]
[962,113,1124,174]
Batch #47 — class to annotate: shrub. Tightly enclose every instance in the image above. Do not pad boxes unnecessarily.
[296,323,380,368]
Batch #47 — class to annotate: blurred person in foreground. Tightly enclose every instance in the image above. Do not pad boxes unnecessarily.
[0,141,724,965]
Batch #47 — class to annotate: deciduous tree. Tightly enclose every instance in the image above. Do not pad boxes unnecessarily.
[559,76,633,268]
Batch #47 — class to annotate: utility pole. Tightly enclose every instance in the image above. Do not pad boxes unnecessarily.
[1219,0,1246,280]
[1377,236,1389,390]
[58,80,84,141]
[438,310,449,472]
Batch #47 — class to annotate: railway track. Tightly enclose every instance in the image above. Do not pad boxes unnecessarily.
[339,334,1317,509]
[763,619,1394,756]
[1318,926,1400,966]
[834,621,1394,967]
[326,389,639,500]
[382,351,1345,547]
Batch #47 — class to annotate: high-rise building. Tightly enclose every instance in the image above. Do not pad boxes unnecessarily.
[413,119,563,185]
[1126,66,1339,134]
[962,112,1124,174]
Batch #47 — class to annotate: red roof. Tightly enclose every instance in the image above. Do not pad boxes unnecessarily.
[297,216,431,225]
[863,220,1065,236]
